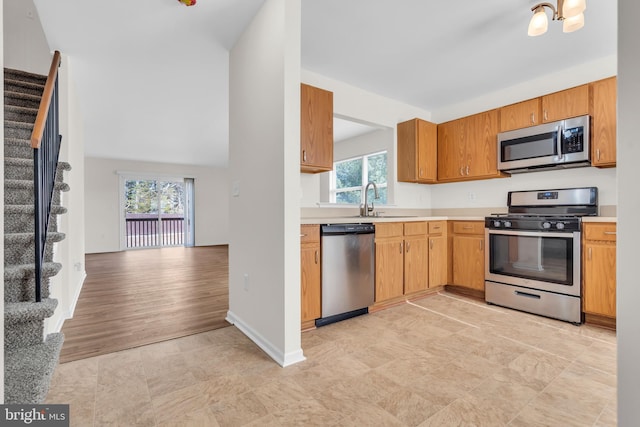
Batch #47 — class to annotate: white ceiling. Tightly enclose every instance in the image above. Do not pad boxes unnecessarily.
[32,0,617,167]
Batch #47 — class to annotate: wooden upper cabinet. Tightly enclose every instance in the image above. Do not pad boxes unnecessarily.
[437,110,500,182]
[499,98,541,132]
[436,120,464,181]
[541,84,590,123]
[300,83,333,173]
[397,118,437,183]
[590,76,617,167]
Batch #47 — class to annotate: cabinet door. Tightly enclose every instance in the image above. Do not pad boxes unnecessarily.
[429,235,447,288]
[437,120,465,181]
[375,239,405,302]
[452,235,485,291]
[499,98,541,132]
[404,236,429,294]
[590,77,617,167]
[417,119,437,182]
[465,110,499,178]
[583,242,616,317]
[542,84,590,122]
[301,245,321,322]
[397,119,437,183]
[300,83,333,173]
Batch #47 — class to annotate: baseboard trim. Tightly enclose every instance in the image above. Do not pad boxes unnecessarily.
[66,271,87,320]
[225,310,306,367]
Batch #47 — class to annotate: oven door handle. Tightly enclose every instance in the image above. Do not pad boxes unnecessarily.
[487,229,576,239]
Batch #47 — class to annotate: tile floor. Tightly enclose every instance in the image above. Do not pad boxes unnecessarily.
[45,292,617,426]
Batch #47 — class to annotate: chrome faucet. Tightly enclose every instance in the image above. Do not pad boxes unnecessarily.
[360,181,380,217]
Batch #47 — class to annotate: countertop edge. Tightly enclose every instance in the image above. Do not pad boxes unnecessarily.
[301,216,618,224]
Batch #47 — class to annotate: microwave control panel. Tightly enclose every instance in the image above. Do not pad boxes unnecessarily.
[562,126,584,153]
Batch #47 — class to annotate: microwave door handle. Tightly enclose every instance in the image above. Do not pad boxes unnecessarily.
[556,125,563,161]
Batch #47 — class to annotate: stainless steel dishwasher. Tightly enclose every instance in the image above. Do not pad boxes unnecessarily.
[316,223,375,327]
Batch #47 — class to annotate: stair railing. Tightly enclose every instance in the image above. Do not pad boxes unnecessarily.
[31,50,62,303]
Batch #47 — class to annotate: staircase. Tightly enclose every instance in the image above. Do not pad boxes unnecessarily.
[4,68,69,403]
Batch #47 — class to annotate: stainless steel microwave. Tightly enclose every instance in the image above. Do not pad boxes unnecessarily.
[497,115,590,173]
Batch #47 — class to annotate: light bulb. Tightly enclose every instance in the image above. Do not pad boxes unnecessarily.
[528,7,549,36]
[563,0,586,18]
[563,12,585,33]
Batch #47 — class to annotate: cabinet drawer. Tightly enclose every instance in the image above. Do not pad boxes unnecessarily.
[404,221,428,236]
[375,222,404,239]
[300,224,320,243]
[428,221,446,235]
[584,223,617,242]
[452,221,484,235]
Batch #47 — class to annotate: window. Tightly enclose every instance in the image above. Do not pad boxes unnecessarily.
[331,151,388,204]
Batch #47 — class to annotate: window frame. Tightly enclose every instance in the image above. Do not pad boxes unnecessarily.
[330,150,388,205]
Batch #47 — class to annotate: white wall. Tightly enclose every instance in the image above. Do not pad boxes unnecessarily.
[430,167,617,211]
[227,0,303,367]
[617,0,639,423]
[45,55,87,334]
[2,0,50,74]
[84,157,229,253]
[432,55,617,123]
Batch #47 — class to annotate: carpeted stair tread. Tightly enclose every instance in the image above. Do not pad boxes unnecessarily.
[4,262,63,281]
[4,66,67,404]
[5,299,58,324]
[4,231,65,244]
[5,178,70,192]
[4,105,39,123]
[4,91,42,108]
[5,204,67,215]
[4,333,64,404]
[4,68,47,84]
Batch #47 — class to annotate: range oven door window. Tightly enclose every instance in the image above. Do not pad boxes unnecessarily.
[488,232,574,286]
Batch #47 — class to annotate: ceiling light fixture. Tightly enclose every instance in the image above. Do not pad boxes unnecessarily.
[527,0,586,36]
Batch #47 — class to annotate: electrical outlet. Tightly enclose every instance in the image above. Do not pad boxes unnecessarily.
[232,181,241,197]
[243,273,249,291]
[468,192,476,202]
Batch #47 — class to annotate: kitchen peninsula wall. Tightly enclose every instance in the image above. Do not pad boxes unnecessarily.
[301,55,618,215]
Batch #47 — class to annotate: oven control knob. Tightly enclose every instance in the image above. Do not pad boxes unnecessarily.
[542,221,552,229]
[493,220,501,227]
[556,222,565,230]
[504,221,512,228]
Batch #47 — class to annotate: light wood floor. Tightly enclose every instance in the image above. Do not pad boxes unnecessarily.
[59,246,229,363]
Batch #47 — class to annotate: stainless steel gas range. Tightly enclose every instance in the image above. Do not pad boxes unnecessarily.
[484,187,598,324]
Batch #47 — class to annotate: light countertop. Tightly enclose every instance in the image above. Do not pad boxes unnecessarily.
[301,215,617,224]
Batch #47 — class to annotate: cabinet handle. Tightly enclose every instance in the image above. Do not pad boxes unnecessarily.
[543,110,548,121]
[466,165,470,175]
[432,226,441,230]
[420,167,423,177]
[588,247,592,260]
[300,234,307,238]
[597,149,601,161]
[479,240,483,251]
[303,150,307,162]
[603,231,617,235]
[430,239,433,250]
[463,226,473,230]
[459,167,464,176]
[400,242,404,253]
[315,250,318,264]
[531,113,535,124]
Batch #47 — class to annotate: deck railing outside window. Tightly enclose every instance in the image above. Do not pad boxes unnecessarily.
[126,214,184,248]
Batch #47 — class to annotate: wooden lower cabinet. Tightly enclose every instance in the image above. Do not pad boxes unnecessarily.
[300,225,321,325]
[375,221,446,304]
[448,221,485,293]
[582,223,617,323]
[375,235,405,302]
